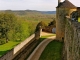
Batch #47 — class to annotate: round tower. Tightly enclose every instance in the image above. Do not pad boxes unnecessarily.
[56,0,77,41]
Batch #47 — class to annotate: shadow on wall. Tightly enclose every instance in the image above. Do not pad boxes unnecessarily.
[0,50,9,57]
[43,26,56,33]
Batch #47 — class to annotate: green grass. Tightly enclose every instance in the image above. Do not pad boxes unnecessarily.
[39,40,63,60]
[78,17,80,22]
[0,41,20,57]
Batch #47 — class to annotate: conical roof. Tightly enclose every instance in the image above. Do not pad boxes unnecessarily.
[57,0,76,8]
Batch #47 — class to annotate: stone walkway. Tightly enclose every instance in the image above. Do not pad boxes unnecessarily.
[41,32,54,36]
[27,36,56,60]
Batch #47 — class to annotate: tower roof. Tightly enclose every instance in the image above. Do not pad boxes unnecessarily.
[57,0,76,8]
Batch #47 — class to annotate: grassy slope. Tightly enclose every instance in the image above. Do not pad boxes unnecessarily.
[0,41,20,57]
[39,40,63,60]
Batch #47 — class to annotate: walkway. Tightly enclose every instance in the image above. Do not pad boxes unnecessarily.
[41,32,54,36]
[27,33,56,60]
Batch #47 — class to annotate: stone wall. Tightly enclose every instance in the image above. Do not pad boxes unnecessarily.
[56,7,77,41]
[0,34,35,60]
[0,49,14,60]
[0,30,41,60]
[63,17,80,60]
[77,7,80,17]
[13,40,39,60]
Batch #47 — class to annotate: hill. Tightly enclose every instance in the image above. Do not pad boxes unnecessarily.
[40,11,56,14]
[0,10,56,15]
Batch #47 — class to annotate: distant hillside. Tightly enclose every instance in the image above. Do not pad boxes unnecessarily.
[0,10,56,15]
[40,11,56,14]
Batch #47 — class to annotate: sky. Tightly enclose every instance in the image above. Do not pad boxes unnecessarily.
[0,0,80,11]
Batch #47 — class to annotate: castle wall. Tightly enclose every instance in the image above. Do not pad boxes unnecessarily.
[63,17,80,60]
[56,8,76,41]
[56,8,70,41]
[77,7,80,17]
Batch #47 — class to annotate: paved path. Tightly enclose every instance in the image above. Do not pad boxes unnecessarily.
[27,36,56,60]
[41,32,54,36]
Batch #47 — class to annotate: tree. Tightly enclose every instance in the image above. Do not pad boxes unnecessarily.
[35,21,47,32]
[48,19,56,27]
[0,12,17,43]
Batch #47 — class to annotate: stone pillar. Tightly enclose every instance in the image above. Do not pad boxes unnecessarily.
[39,26,42,37]
[35,26,42,40]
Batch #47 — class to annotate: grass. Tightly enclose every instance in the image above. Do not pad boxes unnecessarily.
[0,41,20,57]
[78,17,80,22]
[39,40,63,60]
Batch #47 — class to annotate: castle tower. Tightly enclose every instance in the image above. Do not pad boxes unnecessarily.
[58,0,61,5]
[56,0,77,41]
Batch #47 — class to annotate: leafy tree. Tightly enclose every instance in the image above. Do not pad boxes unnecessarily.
[48,19,56,27]
[0,13,17,43]
[35,21,47,32]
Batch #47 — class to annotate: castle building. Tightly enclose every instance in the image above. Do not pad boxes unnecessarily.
[56,0,77,41]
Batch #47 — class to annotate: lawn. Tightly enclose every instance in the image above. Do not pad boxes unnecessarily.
[0,41,20,57]
[39,40,63,60]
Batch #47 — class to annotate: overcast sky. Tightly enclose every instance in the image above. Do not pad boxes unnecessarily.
[0,0,80,11]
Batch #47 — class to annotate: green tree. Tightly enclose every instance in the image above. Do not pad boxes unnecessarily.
[48,19,56,27]
[0,13,17,43]
[35,21,47,32]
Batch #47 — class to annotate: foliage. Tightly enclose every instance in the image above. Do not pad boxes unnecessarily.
[0,12,55,44]
[0,12,34,44]
[48,18,56,27]
[35,21,47,32]
[0,11,56,56]
[13,20,30,41]
[0,13,17,43]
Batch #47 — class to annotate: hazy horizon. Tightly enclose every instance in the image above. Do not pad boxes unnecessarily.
[0,0,80,11]
[0,9,56,11]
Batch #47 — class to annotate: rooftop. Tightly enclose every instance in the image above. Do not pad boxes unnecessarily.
[57,0,77,8]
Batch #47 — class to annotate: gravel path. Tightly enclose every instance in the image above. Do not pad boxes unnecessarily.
[27,36,56,60]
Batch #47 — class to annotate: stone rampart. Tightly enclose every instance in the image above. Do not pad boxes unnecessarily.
[63,17,80,60]
[0,30,41,60]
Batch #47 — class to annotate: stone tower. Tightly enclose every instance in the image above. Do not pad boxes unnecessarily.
[56,0,77,41]
[58,0,61,5]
